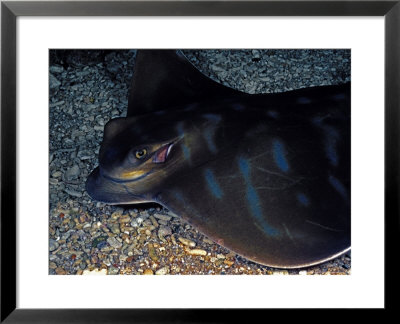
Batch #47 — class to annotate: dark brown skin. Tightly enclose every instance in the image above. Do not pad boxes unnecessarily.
[86,50,351,268]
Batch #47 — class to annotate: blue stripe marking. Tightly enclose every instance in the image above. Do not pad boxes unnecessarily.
[238,157,251,180]
[176,122,191,160]
[204,169,223,199]
[312,117,340,167]
[246,185,265,223]
[203,127,218,154]
[181,144,191,160]
[238,157,278,236]
[328,175,349,201]
[324,126,339,166]
[272,139,290,172]
[297,193,310,207]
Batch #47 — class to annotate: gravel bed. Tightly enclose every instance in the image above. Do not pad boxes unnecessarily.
[49,49,351,275]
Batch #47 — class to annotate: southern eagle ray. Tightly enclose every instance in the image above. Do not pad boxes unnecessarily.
[86,50,351,269]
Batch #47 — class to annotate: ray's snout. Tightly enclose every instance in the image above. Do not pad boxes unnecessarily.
[86,167,148,204]
[86,167,111,203]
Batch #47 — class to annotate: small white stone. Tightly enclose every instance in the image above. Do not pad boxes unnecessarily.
[82,268,107,275]
[186,248,207,256]
[155,266,170,275]
[178,236,196,247]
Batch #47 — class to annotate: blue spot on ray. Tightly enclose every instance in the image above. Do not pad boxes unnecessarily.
[238,157,278,236]
[238,157,251,180]
[204,169,223,199]
[181,144,191,160]
[272,140,290,172]
[176,122,191,160]
[297,193,310,207]
[328,175,349,202]
[203,127,218,154]
[324,126,339,166]
[313,117,340,167]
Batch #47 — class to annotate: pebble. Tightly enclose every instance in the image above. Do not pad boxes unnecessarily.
[55,267,67,275]
[49,178,58,185]
[223,260,234,266]
[153,213,172,221]
[51,171,62,178]
[155,266,170,275]
[148,243,158,262]
[49,100,65,108]
[49,65,64,74]
[109,223,120,234]
[82,268,107,275]
[107,237,122,249]
[64,188,82,198]
[178,236,196,247]
[158,225,172,239]
[64,164,80,181]
[186,248,207,256]
[143,269,154,275]
[170,234,177,245]
[108,266,120,275]
[112,208,124,218]
[49,239,59,252]
[49,73,61,89]
[49,262,57,269]
[119,215,131,223]
[149,215,159,227]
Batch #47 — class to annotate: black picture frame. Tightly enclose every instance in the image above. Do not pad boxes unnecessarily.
[1,0,398,322]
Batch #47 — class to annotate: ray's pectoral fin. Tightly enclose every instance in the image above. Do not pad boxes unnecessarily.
[127,50,244,116]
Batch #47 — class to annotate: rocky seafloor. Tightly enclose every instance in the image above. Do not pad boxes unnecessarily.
[49,49,351,275]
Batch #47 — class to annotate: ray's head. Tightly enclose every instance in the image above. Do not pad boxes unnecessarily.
[86,116,183,205]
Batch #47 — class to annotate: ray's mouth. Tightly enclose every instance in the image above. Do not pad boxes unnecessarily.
[153,143,174,163]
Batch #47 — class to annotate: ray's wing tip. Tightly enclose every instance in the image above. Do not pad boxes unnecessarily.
[263,246,352,269]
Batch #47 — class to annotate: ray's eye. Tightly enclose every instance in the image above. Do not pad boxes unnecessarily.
[135,148,147,159]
